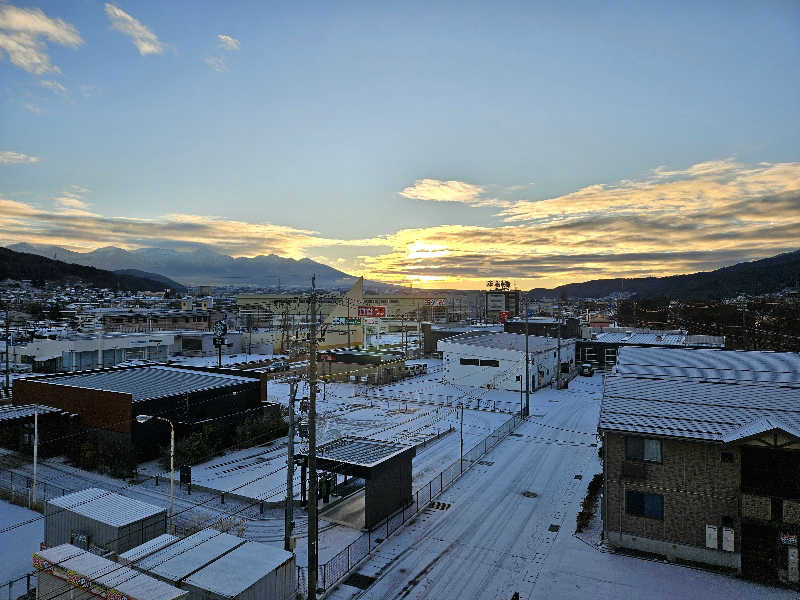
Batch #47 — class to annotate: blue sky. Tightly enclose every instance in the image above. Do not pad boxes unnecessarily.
[1,1,799,288]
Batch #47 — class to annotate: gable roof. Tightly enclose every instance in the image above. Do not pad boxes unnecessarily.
[615,347,800,386]
[599,374,800,442]
[721,416,800,444]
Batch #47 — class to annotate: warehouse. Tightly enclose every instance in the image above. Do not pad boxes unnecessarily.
[119,528,296,600]
[12,365,263,458]
[34,544,188,600]
[45,487,166,554]
[438,332,576,391]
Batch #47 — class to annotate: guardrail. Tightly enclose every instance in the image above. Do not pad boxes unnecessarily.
[297,412,523,597]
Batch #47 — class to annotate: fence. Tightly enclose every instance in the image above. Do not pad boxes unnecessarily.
[0,468,73,511]
[0,572,36,600]
[297,412,523,597]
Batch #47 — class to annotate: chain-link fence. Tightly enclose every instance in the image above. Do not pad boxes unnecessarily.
[0,468,73,511]
[298,413,523,596]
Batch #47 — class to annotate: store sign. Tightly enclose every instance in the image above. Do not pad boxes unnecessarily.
[332,317,362,325]
[364,318,380,325]
[487,293,506,311]
[498,311,510,323]
[781,533,797,546]
[358,306,386,317]
[425,298,446,306]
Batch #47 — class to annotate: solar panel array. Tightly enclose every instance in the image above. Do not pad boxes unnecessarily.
[41,366,256,402]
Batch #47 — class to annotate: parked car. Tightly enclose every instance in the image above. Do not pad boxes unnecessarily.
[267,360,289,372]
[580,363,594,376]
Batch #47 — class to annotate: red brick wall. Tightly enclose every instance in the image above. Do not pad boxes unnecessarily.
[13,380,133,434]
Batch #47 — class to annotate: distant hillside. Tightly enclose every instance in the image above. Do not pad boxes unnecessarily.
[113,268,185,290]
[0,247,184,291]
[529,250,800,300]
[8,242,360,289]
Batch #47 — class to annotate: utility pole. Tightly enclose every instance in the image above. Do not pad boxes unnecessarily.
[459,403,464,474]
[285,380,297,552]
[524,294,530,417]
[4,308,10,396]
[346,297,351,348]
[31,405,37,509]
[307,276,319,600]
[556,320,562,390]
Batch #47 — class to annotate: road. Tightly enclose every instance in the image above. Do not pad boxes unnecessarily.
[329,374,794,600]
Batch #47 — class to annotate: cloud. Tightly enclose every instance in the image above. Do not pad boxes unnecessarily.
[1,159,798,289]
[40,79,67,95]
[0,151,39,164]
[204,56,226,72]
[23,102,41,114]
[104,3,164,55]
[400,178,484,204]
[217,34,239,51]
[0,4,82,74]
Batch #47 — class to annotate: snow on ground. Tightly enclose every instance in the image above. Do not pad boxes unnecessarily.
[327,374,794,600]
[0,500,42,586]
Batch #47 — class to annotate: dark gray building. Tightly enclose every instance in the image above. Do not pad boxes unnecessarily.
[45,487,166,554]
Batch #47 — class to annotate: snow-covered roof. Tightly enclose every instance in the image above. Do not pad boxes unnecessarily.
[0,404,66,422]
[131,529,245,583]
[302,437,413,468]
[439,332,574,353]
[721,417,800,444]
[48,487,164,526]
[34,544,187,600]
[39,365,256,401]
[183,541,293,596]
[118,534,179,563]
[615,347,800,385]
[599,374,800,442]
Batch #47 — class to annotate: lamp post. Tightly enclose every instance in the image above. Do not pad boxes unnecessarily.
[136,414,175,533]
[458,403,464,474]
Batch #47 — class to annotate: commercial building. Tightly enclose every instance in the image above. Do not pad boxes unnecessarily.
[13,365,264,457]
[119,528,296,600]
[577,329,725,370]
[504,317,580,339]
[45,487,166,554]
[599,352,800,585]
[484,289,521,322]
[0,404,76,457]
[97,308,222,333]
[438,332,576,391]
[34,544,188,600]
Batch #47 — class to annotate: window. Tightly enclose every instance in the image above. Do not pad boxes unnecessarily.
[460,358,479,366]
[626,490,664,519]
[479,359,499,367]
[625,436,662,463]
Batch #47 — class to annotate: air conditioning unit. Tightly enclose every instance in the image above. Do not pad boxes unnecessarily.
[71,531,90,550]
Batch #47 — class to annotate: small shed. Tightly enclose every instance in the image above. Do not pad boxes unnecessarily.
[297,437,415,528]
[45,487,166,554]
[34,544,188,600]
[184,541,295,600]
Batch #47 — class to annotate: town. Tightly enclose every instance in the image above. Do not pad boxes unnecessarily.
[0,269,799,599]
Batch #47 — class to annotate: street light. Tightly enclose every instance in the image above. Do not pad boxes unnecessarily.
[457,403,464,474]
[136,414,175,534]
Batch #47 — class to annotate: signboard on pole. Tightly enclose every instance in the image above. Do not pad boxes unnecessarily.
[782,533,798,546]
[332,317,362,325]
[358,306,386,317]
[487,293,506,312]
[498,311,510,323]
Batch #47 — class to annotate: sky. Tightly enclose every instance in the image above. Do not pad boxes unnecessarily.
[1,1,799,289]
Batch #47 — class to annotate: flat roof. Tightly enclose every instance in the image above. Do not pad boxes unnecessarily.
[599,374,800,442]
[131,529,245,583]
[615,347,800,385]
[48,488,165,527]
[38,366,256,401]
[184,541,293,596]
[299,437,413,468]
[35,544,187,600]
[439,332,573,353]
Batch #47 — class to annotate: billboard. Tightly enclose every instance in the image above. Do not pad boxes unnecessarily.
[358,306,386,317]
[424,298,447,306]
[487,293,506,312]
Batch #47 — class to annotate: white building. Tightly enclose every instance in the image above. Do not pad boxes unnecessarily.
[438,332,576,391]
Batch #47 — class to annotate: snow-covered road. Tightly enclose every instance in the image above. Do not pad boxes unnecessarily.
[328,374,794,600]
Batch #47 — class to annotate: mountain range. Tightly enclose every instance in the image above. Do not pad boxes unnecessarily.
[0,247,182,291]
[7,243,358,289]
[528,250,800,300]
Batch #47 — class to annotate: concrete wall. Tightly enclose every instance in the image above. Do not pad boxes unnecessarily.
[603,432,741,565]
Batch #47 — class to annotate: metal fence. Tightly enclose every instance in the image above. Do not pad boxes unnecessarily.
[297,413,523,596]
[0,572,36,600]
[0,468,73,510]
